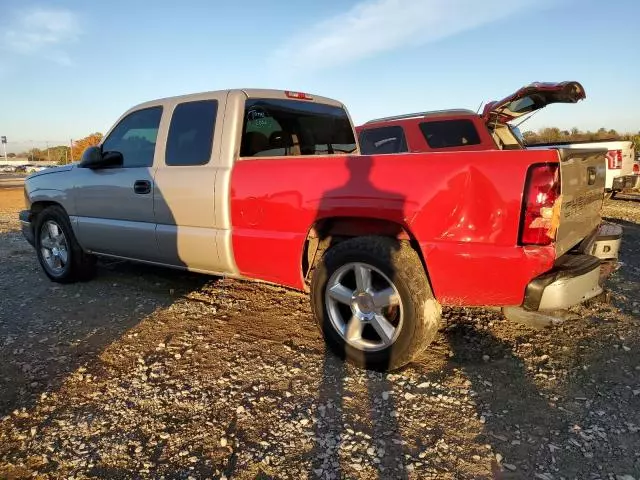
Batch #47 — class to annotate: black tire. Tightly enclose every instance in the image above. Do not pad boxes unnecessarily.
[310,236,441,371]
[34,205,96,283]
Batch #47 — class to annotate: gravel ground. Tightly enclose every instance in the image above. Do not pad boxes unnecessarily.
[0,183,639,480]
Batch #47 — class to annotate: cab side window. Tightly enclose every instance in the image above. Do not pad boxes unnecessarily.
[165,100,218,166]
[419,119,481,149]
[101,106,163,168]
[358,126,408,154]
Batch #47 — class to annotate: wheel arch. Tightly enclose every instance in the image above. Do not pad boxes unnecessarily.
[301,216,431,289]
[29,201,85,249]
[30,200,66,217]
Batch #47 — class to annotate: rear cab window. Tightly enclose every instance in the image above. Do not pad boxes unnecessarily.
[240,99,356,157]
[358,126,408,155]
[419,119,481,149]
[165,100,218,166]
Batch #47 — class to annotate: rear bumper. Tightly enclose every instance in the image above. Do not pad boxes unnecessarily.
[626,174,640,190]
[523,254,603,311]
[523,222,623,311]
[19,210,35,247]
[611,174,639,191]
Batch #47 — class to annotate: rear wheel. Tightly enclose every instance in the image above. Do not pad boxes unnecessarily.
[310,236,441,371]
[34,206,96,283]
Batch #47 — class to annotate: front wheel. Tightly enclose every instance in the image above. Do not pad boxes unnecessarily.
[310,236,441,371]
[34,205,96,283]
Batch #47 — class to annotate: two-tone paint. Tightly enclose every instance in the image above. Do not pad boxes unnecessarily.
[23,87,604,311]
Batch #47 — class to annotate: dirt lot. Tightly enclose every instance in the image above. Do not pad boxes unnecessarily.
[1,181,639,480]
[0,174,28,190]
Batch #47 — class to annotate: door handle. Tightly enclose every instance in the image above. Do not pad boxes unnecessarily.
[134,180,151,194]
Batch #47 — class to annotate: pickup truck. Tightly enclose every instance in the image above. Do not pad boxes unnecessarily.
[528,140,637,198]
[355,82,586,154]
[20,88,618,371]
[356,81,638,199]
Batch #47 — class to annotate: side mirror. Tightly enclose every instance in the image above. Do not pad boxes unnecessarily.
[79,146,102,168]
[79,146,123,169]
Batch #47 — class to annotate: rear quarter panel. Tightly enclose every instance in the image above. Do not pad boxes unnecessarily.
[230,149,561,306]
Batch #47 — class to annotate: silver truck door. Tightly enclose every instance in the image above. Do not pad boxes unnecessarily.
[73,106,163,261]
[153,93,227,271]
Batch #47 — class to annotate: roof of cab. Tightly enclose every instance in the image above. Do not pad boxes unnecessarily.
[126,88,346,112]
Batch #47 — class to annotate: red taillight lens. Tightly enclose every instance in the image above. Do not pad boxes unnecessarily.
[606,150,623,169]
[634,163,639,174]
[520,163,560,246]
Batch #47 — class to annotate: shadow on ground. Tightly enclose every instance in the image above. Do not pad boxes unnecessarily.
[0,236,212,418]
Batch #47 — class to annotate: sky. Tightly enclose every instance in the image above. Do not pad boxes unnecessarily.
[1,0,639,153]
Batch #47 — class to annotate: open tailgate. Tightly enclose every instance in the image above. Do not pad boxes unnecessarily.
[554,148,606,256]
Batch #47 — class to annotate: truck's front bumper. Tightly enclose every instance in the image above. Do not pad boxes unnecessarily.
[19,210,35,247]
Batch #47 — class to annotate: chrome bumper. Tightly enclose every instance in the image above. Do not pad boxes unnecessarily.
[523,254,603,311]
[537,264,603,310]
[523,221,624,311]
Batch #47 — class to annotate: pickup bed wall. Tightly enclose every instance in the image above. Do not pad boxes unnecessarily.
[230,149,561,307]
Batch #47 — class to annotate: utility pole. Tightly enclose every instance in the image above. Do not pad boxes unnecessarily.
[1,136,7,164]
[69,139,73,164]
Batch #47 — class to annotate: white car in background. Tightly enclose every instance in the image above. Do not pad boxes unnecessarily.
[528,140,636,198]
[25,165,50,174]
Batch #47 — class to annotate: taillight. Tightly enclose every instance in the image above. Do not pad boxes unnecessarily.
[634,163,639,174]
[606,150,623,169]
[519,163,560,246]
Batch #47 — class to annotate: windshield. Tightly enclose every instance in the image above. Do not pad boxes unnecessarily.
[240,99,357,157]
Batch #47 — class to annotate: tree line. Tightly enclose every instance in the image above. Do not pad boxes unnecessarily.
[523,127,640,150]
[17,133,103,164]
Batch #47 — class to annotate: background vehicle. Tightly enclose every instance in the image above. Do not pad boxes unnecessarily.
[356,82,586,155]
[19,88,616,371]
[356,81,636,200]
[25,165,49,174]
